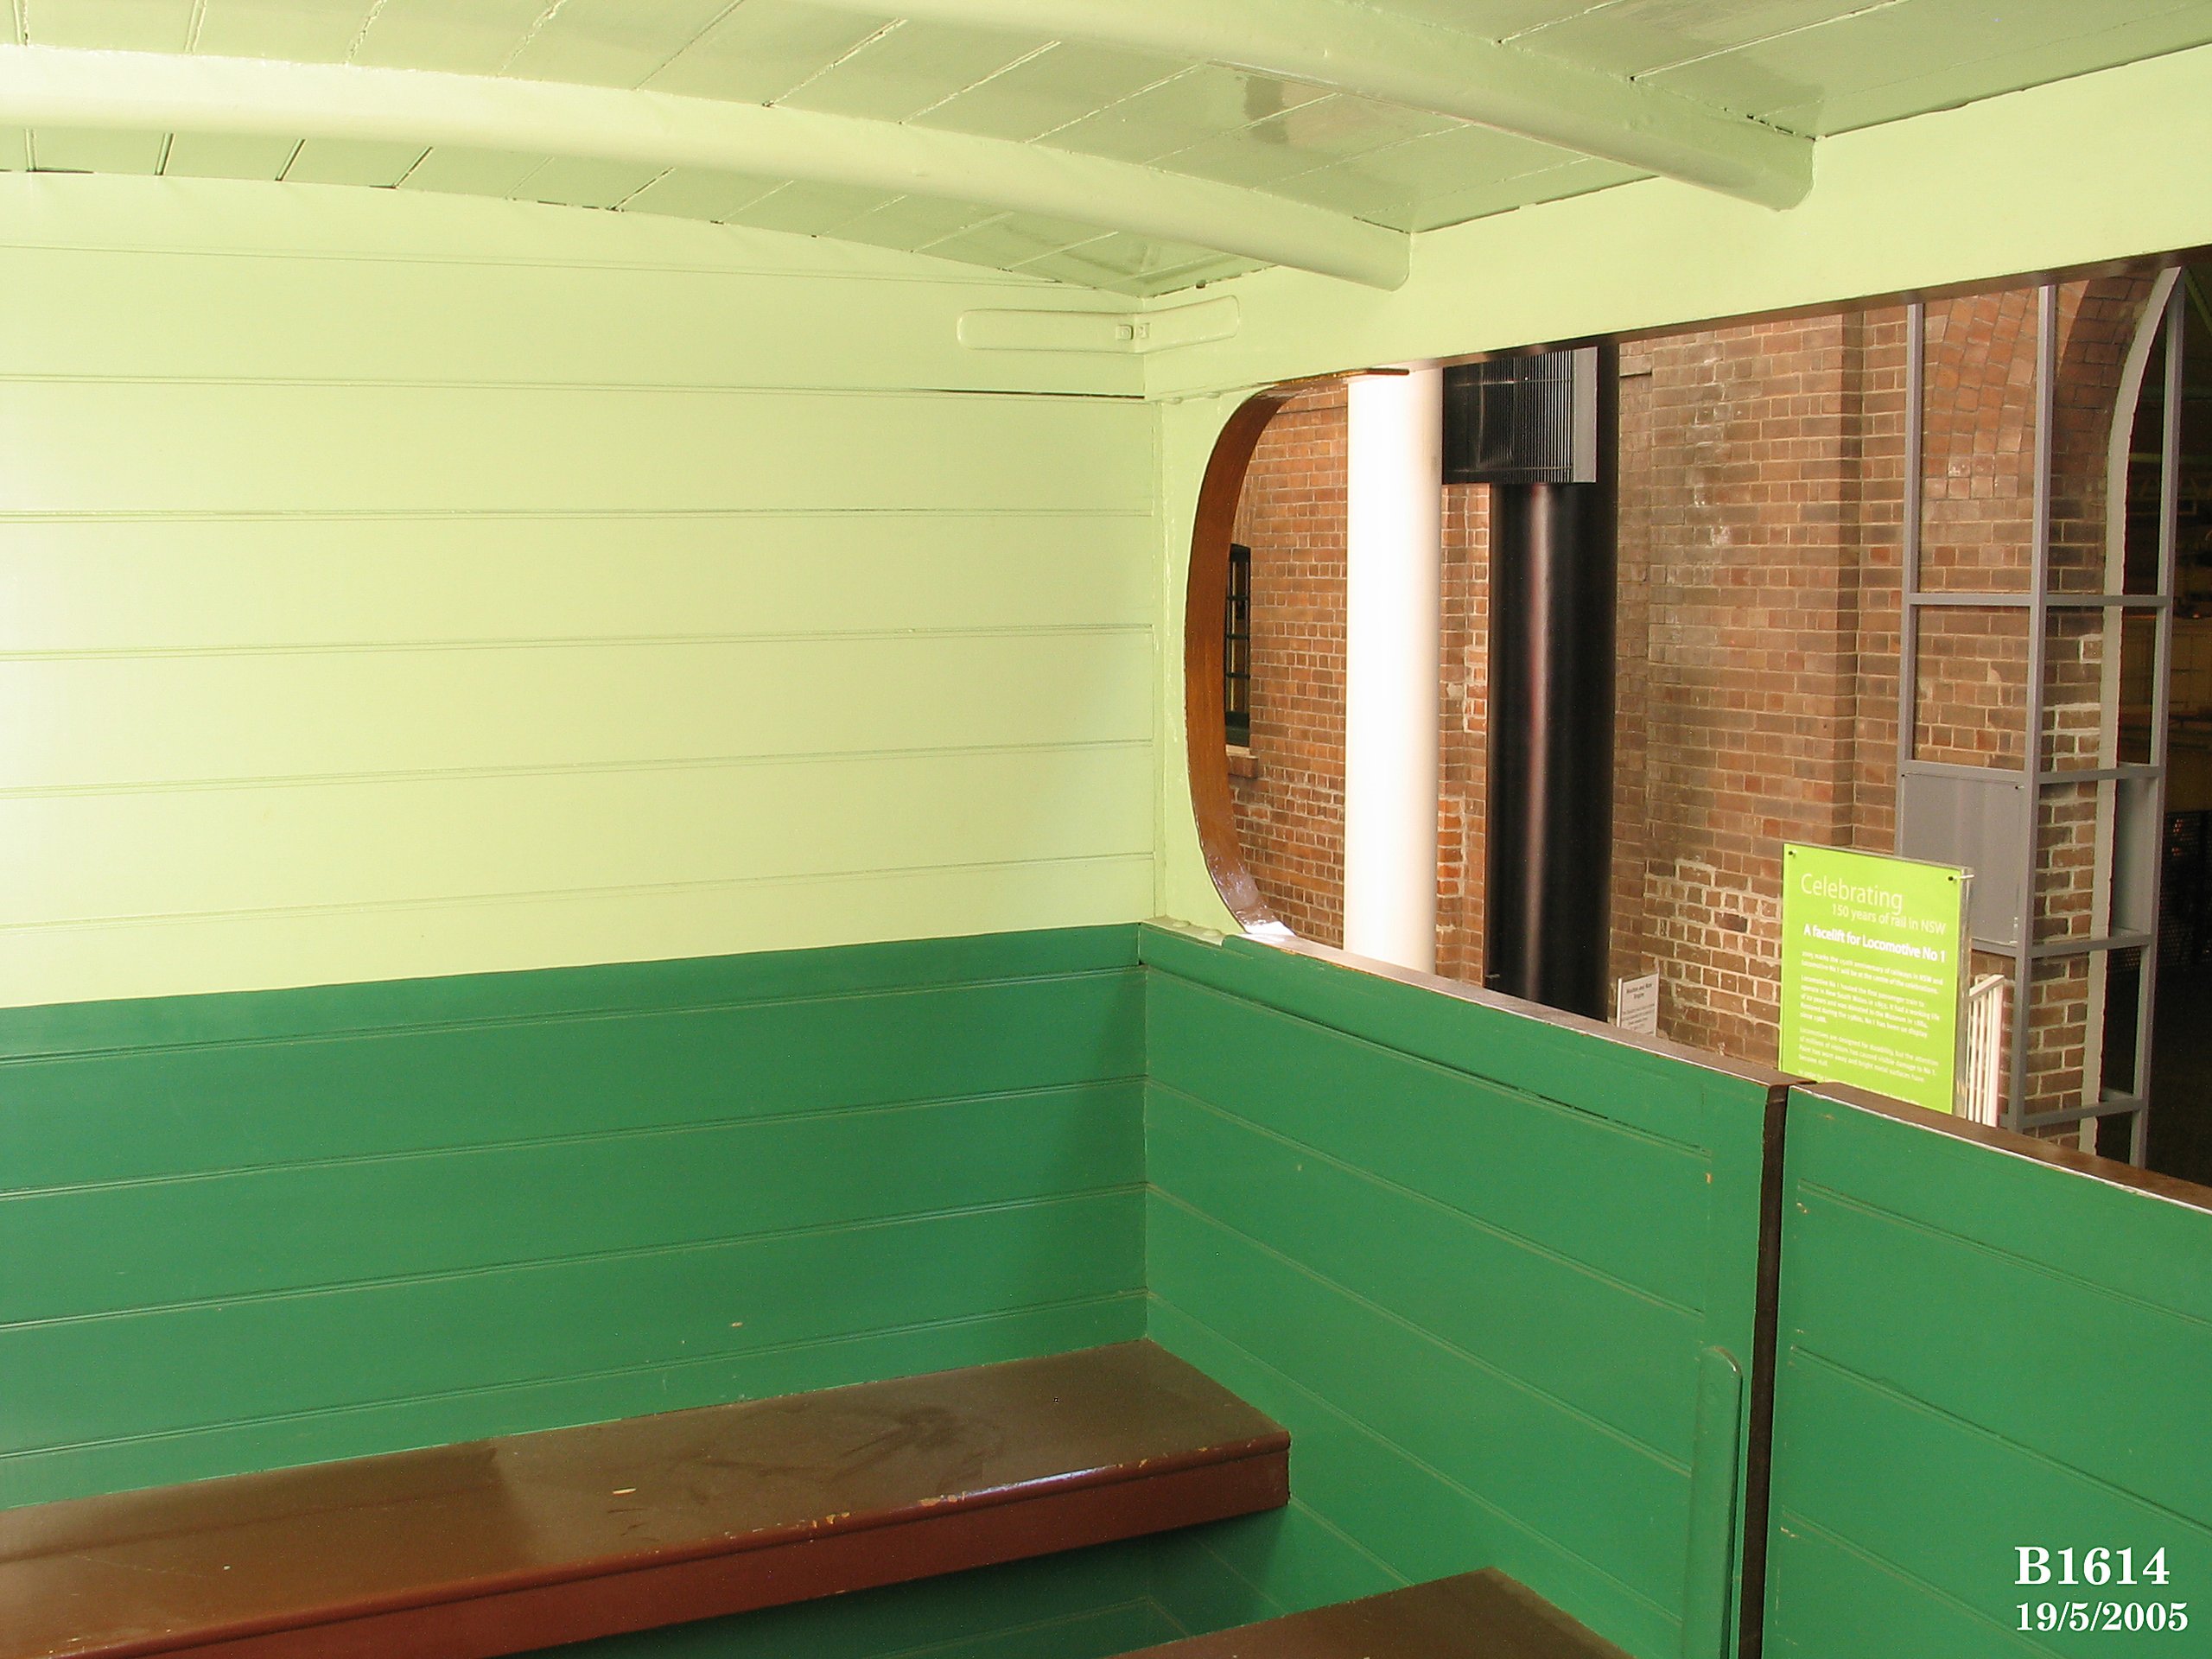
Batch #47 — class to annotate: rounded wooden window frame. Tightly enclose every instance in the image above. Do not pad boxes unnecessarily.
[1182,386,1303,931]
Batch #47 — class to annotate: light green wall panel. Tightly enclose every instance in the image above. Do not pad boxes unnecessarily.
[0,175,1160,1005]
[0,174,1137,396]
[1154,395,1233,933]
[3,749,1148,910]
[0,635,1152,787]
[1,745,1155,1003]
[0,515,1154,652]
[0,384,1150,516]
[7,856,1157,1014]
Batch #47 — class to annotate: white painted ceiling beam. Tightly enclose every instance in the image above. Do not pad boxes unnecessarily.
[821,0,1815,209]
[0,45,1409,288]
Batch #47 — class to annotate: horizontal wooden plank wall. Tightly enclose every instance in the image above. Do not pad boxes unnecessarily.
[49,912,2212,1659]
[0,172,1160,1009]
[1137,926,1783,1659]
[1764,1086,2212,1657]
[0,925,1147,1511]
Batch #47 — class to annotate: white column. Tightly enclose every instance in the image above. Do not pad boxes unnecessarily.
[1343,367,1443,973]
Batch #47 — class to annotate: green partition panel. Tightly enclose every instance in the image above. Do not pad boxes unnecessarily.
[551,1541,1181,1659]
[0,926,1147,1510]
[1137,925,1786,1659]
[1765,1085,2212,1656]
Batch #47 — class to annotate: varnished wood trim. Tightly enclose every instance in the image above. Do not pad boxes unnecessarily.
[1182,388,1305,930]
[3,1342,1290,1659]
[90,1458,1292,1659]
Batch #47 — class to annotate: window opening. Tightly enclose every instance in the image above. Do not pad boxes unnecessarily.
[1224,542,1253,749]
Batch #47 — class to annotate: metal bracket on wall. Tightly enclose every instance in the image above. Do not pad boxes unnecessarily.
[957,295,1240,355]
[1896,281,2186,1161]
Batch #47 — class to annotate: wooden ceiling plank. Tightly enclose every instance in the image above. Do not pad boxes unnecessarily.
[811,0,1815,207]
[0,42,1409,286]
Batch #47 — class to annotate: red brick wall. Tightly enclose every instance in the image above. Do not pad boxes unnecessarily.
[1215,276,2158,1122]
[1438,486,1490,981]
[1225,385,1489,963]
[1227,386,1348,947]
[1615,309,1899,1060]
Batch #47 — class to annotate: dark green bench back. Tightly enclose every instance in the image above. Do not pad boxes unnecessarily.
[1139,926,1784,1659]
[29,921,2207,1659]
[0,926,1147,1510]
[1764,1084,2212,1656]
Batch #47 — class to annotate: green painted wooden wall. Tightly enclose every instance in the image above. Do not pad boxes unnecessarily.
[1764,1086,2212,1657]
[0,173,1159,1012]
[0,925,1147,1510]
[550,1542,1182,1659]
[21,923,2212,1659]
[1136,925,1782,1659]
[2,916,1788,1659]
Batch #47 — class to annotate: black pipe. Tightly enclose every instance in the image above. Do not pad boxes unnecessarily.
[1484,353,1618,1017]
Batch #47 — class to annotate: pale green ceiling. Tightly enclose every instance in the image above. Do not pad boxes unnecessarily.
[1,0,2207,295]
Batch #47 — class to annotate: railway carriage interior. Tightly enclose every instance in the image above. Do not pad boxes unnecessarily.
[2,7,2210,1659]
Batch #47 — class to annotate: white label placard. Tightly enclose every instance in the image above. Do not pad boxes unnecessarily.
[1616,972,1660,1035]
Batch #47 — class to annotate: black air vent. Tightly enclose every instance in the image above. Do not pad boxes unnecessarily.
[1443,347,1600,486]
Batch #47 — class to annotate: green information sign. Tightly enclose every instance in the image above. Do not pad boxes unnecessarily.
[1778,843,1969,1114]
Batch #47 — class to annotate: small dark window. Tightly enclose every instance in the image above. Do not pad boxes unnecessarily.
[1224,542,1252,747]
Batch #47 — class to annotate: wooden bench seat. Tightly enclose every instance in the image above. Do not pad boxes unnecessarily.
[2,1342,1288,1659]
[1128,1570,1631,1659]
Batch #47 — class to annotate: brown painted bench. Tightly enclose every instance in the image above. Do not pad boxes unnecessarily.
[1129,1569,1631,1659]
[1,1342,1288,1659]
